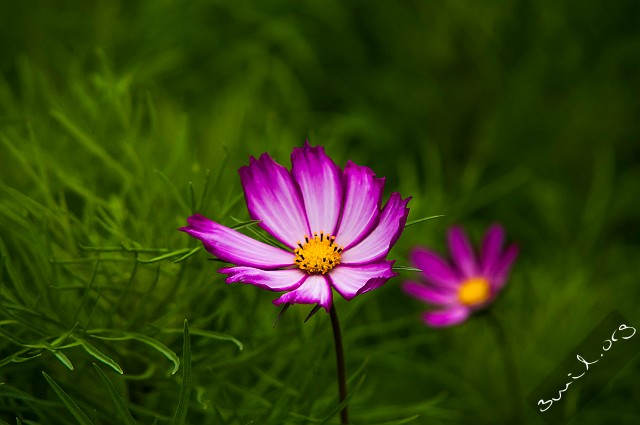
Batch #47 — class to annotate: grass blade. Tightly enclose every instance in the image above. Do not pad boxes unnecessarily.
[229,219,261,230]
[137,248,194,264]
[50,109,129,180]
[52,350,75,371]
[42,372,94,425]
[92,363,137,425]
[391,265,422,272]
[161,327,243,351]
[404,215,444,228]
[367,415,421,425]
[74,338,123,374]
[89,330,180,374]
[171,320,192,425]
[172,246,201,263]
[317,374,367,425]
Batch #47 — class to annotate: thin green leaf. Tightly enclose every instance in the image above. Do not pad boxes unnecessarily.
[211,146,229,190]
[118,363,157,381]
[171,320,192,425]
[218,191,244,219]
[392,265,423,272]
[346,357,370,386]
[404,215,444,227]
[188,181,196,214]
[161,327,243,351]
[0,350,42,368]
[42,372,94,425]
[52,351,74,371]
[196,168,212,212]
[79,245,168,254]
[0,134,41,186]
[154,169,190,212]
[74,338,123,374]
[286,412,321,423]
[51,323,80,348]
[317,374,367,425]
[0,327,26,346]
[78,245,127,252]
[229,219,261,230]
[89,330,180,374]
[137,248,194,264]
[125,265,160,328]
[172,246,201,263]
[229,216,288,250]
[50,109,129,180]
[92,363,137,425]
[367,415,421,425]
[0,381,59,407]
[50,256,131,264]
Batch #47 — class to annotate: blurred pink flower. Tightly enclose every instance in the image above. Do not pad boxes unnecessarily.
[403,225,518,327]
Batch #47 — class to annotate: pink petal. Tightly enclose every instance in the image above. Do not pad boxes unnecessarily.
[480,224,505,275]
[239,153,311,249]
[447,226,479,278]
[410,248,461,288]
[422,306,470,327]
[490,244,519,290]
[340,193,411,265]
[218,266,306,291]
[402,281,457,306]
[180,214,294,268]
[334,161,385,249]
[291,142,343,235]
[328,260,396,301]
[272,274,333,311]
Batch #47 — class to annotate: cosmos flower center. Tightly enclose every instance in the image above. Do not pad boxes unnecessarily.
[294,232,343,274]
[457,277,490,306]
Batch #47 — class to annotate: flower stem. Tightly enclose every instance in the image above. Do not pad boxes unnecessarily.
[486,311,524,423]
[330,304,349,424]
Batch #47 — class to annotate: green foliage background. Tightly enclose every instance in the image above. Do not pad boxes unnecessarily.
[1,1,639,424]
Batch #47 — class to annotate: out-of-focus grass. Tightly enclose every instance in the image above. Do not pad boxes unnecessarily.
[1,1,639,424]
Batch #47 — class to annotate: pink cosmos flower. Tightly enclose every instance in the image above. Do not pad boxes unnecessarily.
[181,142,411,311]
[403,225,518,327]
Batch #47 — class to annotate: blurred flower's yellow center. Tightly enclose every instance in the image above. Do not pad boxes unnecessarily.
[294,232,343,274]
[457,277,490,306]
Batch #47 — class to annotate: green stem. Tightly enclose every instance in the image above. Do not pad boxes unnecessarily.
[486,311,524,423]
[330,304,349,424]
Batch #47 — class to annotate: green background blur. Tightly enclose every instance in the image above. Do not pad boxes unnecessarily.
[1,1,639,424]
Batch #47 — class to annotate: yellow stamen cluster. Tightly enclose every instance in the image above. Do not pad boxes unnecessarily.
[457,277,491,306]
[294,232,343,274]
